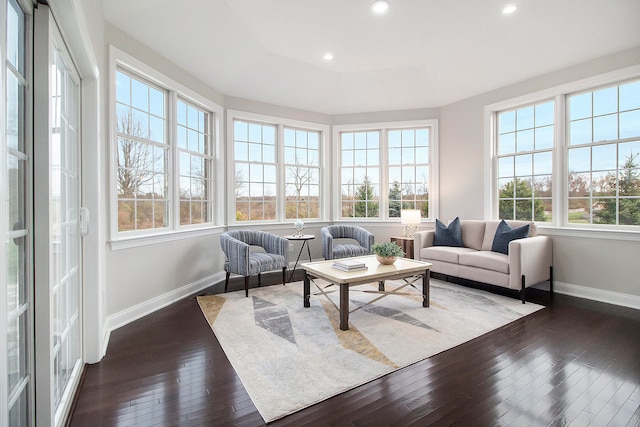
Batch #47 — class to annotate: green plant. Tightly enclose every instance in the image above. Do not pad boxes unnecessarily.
[371,241,405,258]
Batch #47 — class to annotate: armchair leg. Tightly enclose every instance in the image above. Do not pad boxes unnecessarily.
[521,275,526,304]
[258,273,262,287]
[282,267,287,286]
[244,276,250,297]
[224,272,230,293]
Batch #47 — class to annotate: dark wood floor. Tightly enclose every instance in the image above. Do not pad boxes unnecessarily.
[70,273,640,426]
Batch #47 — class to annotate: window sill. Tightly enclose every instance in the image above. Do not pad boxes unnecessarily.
[109,226,225,251]
[537,225,640,242]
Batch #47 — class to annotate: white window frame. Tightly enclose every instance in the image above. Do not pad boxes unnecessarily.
[108,46,224,250]
[332,120,439,223]
[485,65,640,241]
[226,110,330,225]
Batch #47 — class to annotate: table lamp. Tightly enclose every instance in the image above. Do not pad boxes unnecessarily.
[401,209,421,238]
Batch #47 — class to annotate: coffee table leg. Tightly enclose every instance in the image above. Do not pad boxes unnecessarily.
[423,270,430,307]
[340,283,349,331]
[304,273,310,308]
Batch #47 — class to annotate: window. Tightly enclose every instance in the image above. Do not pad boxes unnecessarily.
[284,127,320,220]
[115,70,169,231]
[229,111,328,224]
[496,101,554,222]
[177,99,213,225]
[110,48,221,241]
[567,81,640,226]
[340,131,380,218]
[490,73,640,230]
[388,128,430,218]
[336,120,438,221]
[233,120,277,221]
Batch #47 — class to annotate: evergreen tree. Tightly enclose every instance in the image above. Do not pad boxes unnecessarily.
[595,153,640,225]
[499,178,546,221]
[388,181,402,217]
[354,176,379,217]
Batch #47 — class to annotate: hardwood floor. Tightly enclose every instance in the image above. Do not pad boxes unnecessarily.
[70,274,640,426]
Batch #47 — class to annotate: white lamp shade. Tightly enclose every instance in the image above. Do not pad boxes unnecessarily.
[401,209,421,224]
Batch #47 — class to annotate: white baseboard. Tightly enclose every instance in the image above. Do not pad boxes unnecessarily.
[555,281,640,310]
[104,272,226,350]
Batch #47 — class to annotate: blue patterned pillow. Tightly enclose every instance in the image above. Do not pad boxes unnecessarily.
[433,217,464,247]
[491,220,530,255]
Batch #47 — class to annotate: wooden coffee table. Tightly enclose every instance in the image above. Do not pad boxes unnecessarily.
[302,255,432,331]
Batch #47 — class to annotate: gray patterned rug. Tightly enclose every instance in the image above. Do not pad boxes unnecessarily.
[197,279,543,423]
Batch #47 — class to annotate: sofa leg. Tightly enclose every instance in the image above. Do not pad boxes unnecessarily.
[282,267,287,286]
[244,276,250,297]
[225,272,230,293]
[521,275,526,304]
[258,273,262,287]
[549,266,554,300]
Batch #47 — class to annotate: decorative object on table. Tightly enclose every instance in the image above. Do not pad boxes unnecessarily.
[401,209,421,238]
[371,241,405,265]
[331,259,367,272]
[293,219,305,237]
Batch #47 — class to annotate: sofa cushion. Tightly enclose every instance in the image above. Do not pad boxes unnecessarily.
[459,251,510,274]
[491,220,530,255]
[433,217,464,247]
[482,220,536,251]
[420,246,476,264]
[460,220,486,250]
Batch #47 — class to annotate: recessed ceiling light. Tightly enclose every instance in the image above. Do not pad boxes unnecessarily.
[502,4,517,14]
[371,0,390,14]
[323,52,334,61]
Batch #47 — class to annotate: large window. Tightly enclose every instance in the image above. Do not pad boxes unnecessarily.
[284,127,320,220]
[496,101,554,222]
[567,81,640,226]
[111,49,221,240]
[336,120,438,221]
[115,70,169,231]
[340,130,380,218]
[491,74,640,229]
[177,99,213,225]
[233,120,277,221]
[229,111,328,224]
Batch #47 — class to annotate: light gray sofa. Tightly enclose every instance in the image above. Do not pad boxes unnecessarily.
[414,220,553,303]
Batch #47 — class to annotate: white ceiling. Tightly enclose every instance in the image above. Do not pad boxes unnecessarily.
[101,0,640,115]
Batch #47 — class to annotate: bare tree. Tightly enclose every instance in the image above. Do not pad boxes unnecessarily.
[288,159,314,200]
[117,112,160,198]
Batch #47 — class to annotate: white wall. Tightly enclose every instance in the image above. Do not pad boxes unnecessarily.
[439,46,640,304]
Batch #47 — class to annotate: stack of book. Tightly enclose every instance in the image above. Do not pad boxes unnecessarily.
[332,259,367,272]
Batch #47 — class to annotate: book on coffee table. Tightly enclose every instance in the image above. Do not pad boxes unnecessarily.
[332,259,367,272]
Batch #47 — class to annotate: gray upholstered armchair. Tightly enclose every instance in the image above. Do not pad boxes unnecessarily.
[321,225,375,260]
[220,230,289,297]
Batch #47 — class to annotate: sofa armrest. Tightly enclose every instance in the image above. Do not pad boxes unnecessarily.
[263,234,290,263]
[508,235,553,289]
[321,227,333,260]
[413,230,435,259]
[220,234,251,276]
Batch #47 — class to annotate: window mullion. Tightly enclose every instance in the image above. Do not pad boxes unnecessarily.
[380,128,389,219]
[554,94,566,227]
[277,124,285,223]
[169,90,178,231]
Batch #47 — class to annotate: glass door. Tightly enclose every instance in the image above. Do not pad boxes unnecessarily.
[2,0,33,425]
[48,15,83,425]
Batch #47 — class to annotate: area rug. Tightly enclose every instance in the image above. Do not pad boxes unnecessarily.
[197,279,543,423]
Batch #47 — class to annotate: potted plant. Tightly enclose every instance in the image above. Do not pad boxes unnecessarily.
[371,241,405,265]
